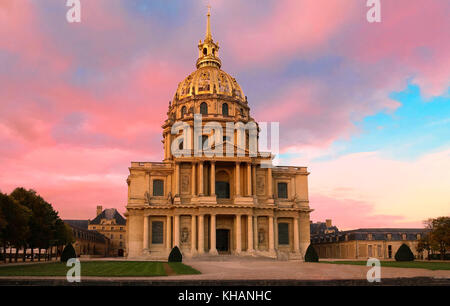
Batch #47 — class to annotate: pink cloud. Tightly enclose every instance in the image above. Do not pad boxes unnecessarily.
[310,194,422,230]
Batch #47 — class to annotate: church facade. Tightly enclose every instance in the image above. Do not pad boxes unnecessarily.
[125,10,312,260]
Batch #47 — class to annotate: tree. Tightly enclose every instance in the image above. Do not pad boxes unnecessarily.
[10,188,65,262]
[395,243,415,261]
[168,246,182,262]
[0,192,31,263]
[424,217,450,260]
[304,244,319,262]
[417,232,432,260]
[54,221,74,260]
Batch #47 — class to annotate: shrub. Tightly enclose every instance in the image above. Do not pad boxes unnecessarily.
[304,244,319,262]
[168,246,182,262]
[395,243,414,261]
[60,243,77,262]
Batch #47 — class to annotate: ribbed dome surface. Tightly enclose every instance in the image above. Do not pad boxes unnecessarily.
[175,66,245,102]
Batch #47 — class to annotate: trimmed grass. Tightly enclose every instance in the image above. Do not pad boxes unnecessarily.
[0,261,200,277]
[168,262,201,275]
[320,260,450,271]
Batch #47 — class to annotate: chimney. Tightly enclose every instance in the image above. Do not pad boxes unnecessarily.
[96,205,103,216]
[326,219,332,228]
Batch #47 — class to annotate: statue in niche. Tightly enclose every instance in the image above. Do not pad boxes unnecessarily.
[256,176,265,195]
[181,227,189,243]
[144,191,151,204]
[181,175,190,193]
[258,229,265,244]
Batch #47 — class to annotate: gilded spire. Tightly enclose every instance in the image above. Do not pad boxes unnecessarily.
[206,5,212,42]
[196,5,221,69]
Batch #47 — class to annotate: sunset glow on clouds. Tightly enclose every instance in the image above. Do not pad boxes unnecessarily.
[0,0,448,229]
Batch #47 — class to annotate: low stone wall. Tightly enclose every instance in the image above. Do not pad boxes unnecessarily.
[0,277,448,286]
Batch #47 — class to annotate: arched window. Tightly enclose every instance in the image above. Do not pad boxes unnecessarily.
[203,48,207,56]
[181,106,187,118]
[200,102,208,115]
[153,180,164,196]
[222,103,229,116]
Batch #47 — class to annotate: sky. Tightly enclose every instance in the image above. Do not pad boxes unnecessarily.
[0,0,449,230]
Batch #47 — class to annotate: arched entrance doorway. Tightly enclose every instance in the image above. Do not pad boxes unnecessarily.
[216,170,230,199]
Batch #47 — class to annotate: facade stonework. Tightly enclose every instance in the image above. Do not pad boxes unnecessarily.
[125,10,312,260]
[311,228,427,260]
[88,206,127,257]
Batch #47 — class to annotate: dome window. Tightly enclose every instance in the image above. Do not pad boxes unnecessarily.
[222,103,229,116]
[200,102,208,115]
[203,48,207,56]
[181,106,187,118]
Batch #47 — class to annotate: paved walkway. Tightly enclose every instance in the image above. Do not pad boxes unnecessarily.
[0,257,448,282]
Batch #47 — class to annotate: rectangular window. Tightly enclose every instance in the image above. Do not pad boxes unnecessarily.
[151,221,164,244]
[377,245,382,257]
[278,223,289,245]
[277,182,288,199]
[153,180,164,196]
[368,245,373,257]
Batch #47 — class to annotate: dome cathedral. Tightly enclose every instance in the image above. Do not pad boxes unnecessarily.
[171,7,247,111]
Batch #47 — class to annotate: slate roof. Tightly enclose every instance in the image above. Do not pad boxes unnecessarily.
[64,219,89,230]
[311,228,428,244]
[63,220,109,243]
[89,208,126,225]
[310,222,339,235]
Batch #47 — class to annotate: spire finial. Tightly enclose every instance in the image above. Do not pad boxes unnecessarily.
[206,5,212,41]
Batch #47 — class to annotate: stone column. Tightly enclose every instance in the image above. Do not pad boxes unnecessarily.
[247,215,254,253]
[198,214,204,254]
[191,215,197,254]
[167,134,171,159]
[235,162,241,196]
[274,216,278,248]
[166,215,172,251]
[191,162,196,195]
[291,176,296,200]
[247,163,252,196]
[175,162,180,195]
[254,216,258,251]
[252,164,257,196]
[267,167,273,198]
[268,216,275,252]
[209,214,218,254]
[293,217,300,253]
[143,215,149,250]
[199,161,204,196]
[174,215,180,247]
[235,214,242,253]
[210,162,216,196]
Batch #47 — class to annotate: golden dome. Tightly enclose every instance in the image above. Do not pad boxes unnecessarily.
[175,66,245,101]
[173,7,245,103]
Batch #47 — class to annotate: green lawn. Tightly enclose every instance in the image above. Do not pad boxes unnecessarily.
[320,260,450,271]
[168,262,201,275]
[0,261,200,277]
